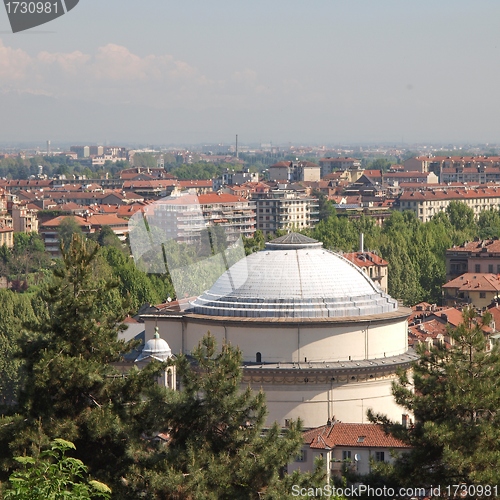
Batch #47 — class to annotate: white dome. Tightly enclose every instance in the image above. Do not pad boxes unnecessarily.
[135,328,172,362]
[190,234,398,319]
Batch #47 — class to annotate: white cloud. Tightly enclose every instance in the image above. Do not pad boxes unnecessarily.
[0,40,208,102]
[0,39,279,114]
[0,40,31,80]
[37,50,91,75]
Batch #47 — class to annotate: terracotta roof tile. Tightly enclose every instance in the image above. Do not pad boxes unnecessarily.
[442,273,500,292]
[303,423,410,450]
[447,239,500,254]
[342,251,388,267]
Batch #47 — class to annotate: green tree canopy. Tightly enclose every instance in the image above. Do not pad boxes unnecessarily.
[477,209,500,239]
[2,439,111,499]
[369,307,500,488]
[0,235,169,495]
[57,217,84,248]
[0,235,320,498]
[445,201,475,233]
[91,225,125,252]
[126,333,326,499]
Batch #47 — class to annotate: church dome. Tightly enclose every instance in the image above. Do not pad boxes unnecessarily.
[135,327,172,362]
[189,233,398,319]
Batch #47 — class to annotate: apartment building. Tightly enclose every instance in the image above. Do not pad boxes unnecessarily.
[40,216,92,256]
[146,192,256,244]
[269,161,320,183]
[290,423,410,479]
[12,205,39,233]
[70,145,90,158]
[212,168,259,191]
[383,171,439,185]
[446,239,500,281]
[40,214,129,256]
[441,166,500,184]
[319,157,361,178]
[343,250,388,293]
[0,227,14,248]
[396,187,500,223]
[252,189,319,236]
[404,155,500,177]
[442,273,500,309]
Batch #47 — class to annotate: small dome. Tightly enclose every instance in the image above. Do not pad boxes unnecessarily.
[135,327,172,362]
[189,233,398,319]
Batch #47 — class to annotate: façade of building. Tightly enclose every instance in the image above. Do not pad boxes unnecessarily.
[142,233,415,428]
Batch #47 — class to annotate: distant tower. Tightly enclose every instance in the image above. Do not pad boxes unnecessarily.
[236,134,238,159]
[46,140,51,155]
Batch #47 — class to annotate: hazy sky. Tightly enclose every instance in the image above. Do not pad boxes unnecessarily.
[1,0,500,145]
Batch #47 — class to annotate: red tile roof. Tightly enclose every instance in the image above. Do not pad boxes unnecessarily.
[363,170,382,178]
[432,307,464,327]
[487,304,500,328]
[442,273,500,292]
[178,180,213,188]
[442,166,500,174]
[342,251,388,267]
[408,319,450,348]
[86,214,129,227]
[41,215,90,228]
[303,423,410,450]
[400,187,500,201]
[447,239,500,254]
[122,180,178,188]
[384,171,431,178]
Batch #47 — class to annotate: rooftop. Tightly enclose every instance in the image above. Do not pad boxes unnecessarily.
[189,233,398,319]
[442,273,500,292]
[303,423,410,450]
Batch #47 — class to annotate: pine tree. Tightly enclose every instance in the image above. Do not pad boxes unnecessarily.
[0,234,327,499]
[125,333,326,500]
[0,235,168,495]
[369,307,500,487]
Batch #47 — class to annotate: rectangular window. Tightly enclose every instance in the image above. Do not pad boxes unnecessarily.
[497,265,500,274]
[342,450,352,461]
[295,450,306,462]
[375,451,385,462]
[489,264,494,273]
[475,264,481,273]
[480,292,486,299]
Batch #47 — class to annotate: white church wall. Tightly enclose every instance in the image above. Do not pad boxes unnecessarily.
[257,376,402,428]
[149,317,408,364]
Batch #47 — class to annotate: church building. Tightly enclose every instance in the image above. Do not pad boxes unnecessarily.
[141,233,415,428]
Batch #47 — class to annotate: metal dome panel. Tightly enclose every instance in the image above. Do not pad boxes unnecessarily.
[189,241,398,318]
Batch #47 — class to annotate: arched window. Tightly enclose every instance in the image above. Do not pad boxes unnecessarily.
[256,352,262,363]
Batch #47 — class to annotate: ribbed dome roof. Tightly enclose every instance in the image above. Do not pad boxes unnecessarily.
[189,234,398,319]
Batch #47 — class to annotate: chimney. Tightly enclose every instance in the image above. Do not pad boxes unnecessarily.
[359,233,364,253]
